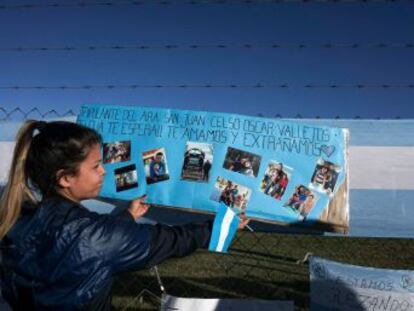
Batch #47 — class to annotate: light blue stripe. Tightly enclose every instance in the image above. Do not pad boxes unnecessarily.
[346,189,414,238]
[228,189,414,238]
[209,203,228,251]
[294,119,414,146]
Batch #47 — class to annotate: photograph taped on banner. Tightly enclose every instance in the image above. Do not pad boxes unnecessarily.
[142,147,170,185]
[260,161,293,201]
[103,140,131,164]
[309,158,341,196]
[181,141,214,183]
[283,185,320,222]
[223,146,261,178]
[114,164,138,192]
[210,177,251,214]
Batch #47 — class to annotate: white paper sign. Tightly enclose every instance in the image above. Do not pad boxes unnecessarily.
[161,294,294,311]
[310,256,414,311]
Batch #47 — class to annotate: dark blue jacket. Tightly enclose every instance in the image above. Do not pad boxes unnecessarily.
[0,197,212,310]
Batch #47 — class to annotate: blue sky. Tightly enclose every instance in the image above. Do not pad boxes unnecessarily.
[0,1,413,119]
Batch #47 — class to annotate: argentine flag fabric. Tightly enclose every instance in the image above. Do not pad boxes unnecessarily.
[1,117,414,238]
[209,202,240,253]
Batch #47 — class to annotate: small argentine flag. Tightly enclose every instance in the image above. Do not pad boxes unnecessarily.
[209,202,240,253]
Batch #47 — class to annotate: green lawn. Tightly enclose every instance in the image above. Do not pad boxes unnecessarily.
[112,232,414,310]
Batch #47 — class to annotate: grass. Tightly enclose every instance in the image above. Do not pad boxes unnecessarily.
[112,232,414,310]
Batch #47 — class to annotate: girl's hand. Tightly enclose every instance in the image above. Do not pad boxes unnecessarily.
[128,195,150,221]
[238,213,250,230]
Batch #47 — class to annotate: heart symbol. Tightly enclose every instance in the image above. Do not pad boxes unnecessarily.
[321,145,335,157]
[401,275,414,290]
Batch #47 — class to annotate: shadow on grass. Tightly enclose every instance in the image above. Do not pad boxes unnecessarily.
[230,246,299,263]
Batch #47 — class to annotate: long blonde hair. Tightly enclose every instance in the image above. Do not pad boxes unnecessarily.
[0,120,39,239]
[0,120,101,239]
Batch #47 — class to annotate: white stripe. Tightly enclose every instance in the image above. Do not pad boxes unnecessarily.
[350,146,414,190]
[2,143,414,190]
[0,142,14,184]
[216,207,235,252]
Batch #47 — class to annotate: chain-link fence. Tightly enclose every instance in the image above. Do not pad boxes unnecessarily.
[112,231,414,311]
[1,108,413,311]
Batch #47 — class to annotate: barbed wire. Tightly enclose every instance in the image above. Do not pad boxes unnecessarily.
[0,0,411,10]
[0,107,76,121]
[0,83,413,90]
[1,43,413,52]
[0,107,404,120]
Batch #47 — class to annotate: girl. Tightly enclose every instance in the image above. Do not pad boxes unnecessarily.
[0,120,248,310]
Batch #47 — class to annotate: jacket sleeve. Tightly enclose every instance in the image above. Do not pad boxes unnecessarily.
[86,209,212,273]
[144,220,213,268]
[82,209,153,274]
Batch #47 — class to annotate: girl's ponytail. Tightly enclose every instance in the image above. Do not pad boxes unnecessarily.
[0,120,43,239]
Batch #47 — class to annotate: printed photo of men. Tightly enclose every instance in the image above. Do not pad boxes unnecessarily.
[142,148,170,184]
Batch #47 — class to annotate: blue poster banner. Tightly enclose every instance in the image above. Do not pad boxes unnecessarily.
[77,104,349,233]
[309,256,414,311]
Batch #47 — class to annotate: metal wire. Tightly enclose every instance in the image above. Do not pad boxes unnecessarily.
[0,107,76,121]
[0,83,413,90]
[0,0,411,10]
[1,43,413,52]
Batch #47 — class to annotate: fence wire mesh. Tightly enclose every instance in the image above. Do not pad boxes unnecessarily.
[112,232,414,311]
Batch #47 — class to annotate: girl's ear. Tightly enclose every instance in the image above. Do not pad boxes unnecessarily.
[56,169,72,188]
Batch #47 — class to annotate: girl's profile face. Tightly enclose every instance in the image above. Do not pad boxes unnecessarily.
[58,144,106,203]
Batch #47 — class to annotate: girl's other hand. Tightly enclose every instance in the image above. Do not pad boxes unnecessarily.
[128,195,150,221]
[238,213,250,230]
